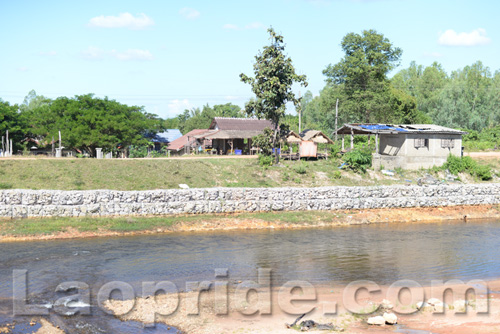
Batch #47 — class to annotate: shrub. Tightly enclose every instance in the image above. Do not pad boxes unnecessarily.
[293,163,307,175]
[332,170,341,179]
[443,154,492,181]
[258,154,273,167]
[343,147,372,173]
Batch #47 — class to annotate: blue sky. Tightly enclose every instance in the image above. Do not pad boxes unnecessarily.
[1,0,499,119]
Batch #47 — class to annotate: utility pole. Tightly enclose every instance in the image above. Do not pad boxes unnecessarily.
[298,91,302,134]
[335,99,339,142]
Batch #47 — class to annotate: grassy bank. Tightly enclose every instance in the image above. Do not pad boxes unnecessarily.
[2,205,499,241]
[0,156,498,191]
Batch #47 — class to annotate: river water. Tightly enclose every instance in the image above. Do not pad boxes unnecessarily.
[1,220,500,332]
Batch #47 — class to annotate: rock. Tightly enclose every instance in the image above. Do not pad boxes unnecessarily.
[383,312,398,325]
[427,298,442,306]
[380,299,393,309]
[179,184,190,189]
[453,299,467,311]
[367,316,385,326]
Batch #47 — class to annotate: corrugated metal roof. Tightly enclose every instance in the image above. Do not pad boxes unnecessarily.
[335,123,467,135]
[210,117,273,131]
[167,129,212,151]
[151,129,183,143]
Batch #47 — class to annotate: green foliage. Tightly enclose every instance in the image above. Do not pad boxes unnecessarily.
[393,61,500,131]
[293,163,307,175]
[258,154,273,167]
[443,154,492,180]
[21,93,164,157]
[0,99,26,152]
[240,27,308,163]
[343,147,372,173]
[323,29,410,124]
[252,127,274,156]
[332,170,342,179]
[129,145,149,158]
[175,103,244,135]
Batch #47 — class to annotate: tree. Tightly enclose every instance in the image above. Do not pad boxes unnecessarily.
[24,94,163,157]
[323,30,406,123]
[240,27,308,163]
[0,100,25,153]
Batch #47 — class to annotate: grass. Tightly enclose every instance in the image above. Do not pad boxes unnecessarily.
[0,156,496,191]
[0,211,350,237]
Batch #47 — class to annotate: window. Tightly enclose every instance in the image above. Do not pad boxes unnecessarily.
[414,138,428,148]
[441,138,454,148]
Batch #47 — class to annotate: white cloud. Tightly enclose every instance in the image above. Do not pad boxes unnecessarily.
[111,49,153,61]
[438,28,491,46]
[179,7,200,20]
[168,99,191,115]
[223,24,239,30]
[17,67,29,72]
[39,51,57,56]
[81,46,105,60]
[245,22,265,30]
[88,12,154,30]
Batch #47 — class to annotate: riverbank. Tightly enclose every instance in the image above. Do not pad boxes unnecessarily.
[2,204,499,242]
[102,278,500,334]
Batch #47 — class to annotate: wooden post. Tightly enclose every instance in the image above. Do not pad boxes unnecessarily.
[342,135,345,151]
[58,130,62,149]
[350,129,354,149]
[298,91,302,134]
[375,134,379,153]
[335,99,339,142]
[10,140,13,156]
[6,130,9,156]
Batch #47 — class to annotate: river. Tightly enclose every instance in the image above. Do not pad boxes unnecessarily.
[1,220,500,333]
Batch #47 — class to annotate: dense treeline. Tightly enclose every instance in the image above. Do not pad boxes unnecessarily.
[165,103,244,134]
[301,31,500,137]
[2,29,499,155]
[1,91,164,156]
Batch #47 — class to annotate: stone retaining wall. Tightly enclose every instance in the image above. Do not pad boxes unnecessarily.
[1,184,500,219]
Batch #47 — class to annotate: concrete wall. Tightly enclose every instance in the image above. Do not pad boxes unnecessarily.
[1,183,499,219]
[374,133,462,170]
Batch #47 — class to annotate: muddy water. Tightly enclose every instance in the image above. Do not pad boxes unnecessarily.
[1,220,500,332]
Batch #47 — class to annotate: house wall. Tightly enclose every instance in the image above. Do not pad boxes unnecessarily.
[374,133,462,170]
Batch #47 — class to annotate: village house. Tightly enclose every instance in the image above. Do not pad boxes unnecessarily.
[335,123,466,170]
[167,117,273,156]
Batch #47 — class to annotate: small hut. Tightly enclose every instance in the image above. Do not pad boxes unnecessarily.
[299,130,334,158]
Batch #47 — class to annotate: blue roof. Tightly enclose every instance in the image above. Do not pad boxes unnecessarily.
[151,129,183,143]
[360,124,409,132]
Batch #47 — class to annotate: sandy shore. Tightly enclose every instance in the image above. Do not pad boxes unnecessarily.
[2,204,500,242]
[99,279,500,334]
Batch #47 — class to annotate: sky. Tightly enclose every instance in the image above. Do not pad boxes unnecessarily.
[1,0,499,119]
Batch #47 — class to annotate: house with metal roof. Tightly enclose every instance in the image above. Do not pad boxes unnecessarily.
[201,117,273,155]
[335,123,466,170]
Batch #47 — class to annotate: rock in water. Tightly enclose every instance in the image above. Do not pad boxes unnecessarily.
[383,312,398,325]
[380,299,393,310]
[367,316,385,326]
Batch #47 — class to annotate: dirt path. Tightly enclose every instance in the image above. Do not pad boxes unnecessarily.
[465,151,500,159]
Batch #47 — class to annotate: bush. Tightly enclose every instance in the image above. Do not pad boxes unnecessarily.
[293,163,307,175]
[443,154,492,181]
[343,147,372,173]
[331,170,341,179]
[258,154,273,167]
